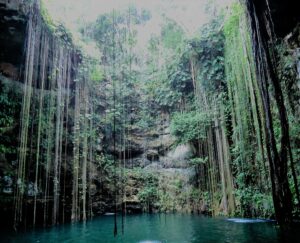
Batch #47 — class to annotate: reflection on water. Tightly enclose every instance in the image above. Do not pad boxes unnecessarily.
[1,214,299,243]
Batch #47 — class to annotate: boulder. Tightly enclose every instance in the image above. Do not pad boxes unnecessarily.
[167,143,196,160]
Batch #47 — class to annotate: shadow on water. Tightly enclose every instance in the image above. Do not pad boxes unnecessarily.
[1,214,300,243]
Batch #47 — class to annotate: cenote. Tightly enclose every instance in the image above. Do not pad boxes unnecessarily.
[2,214,298,243]
[1,0,300,241]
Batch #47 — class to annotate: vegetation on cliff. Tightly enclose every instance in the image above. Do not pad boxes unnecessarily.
[0,0,299,231]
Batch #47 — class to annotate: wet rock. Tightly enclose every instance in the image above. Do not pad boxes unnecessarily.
[0,1,26,68]
[144,162,163,171]
[146,150,159,161]
[124,156,152,168]
[0,62,19,80]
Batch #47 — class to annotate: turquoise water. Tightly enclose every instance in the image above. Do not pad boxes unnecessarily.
[1,214,298,243]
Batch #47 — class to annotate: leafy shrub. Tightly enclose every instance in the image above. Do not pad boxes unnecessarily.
[170,111,211,144]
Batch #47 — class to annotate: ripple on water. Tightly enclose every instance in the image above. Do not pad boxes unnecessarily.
[139,241,163,243]
[227,218,274,223]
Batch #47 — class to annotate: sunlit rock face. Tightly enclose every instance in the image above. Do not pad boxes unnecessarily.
[150,143,196,169]
[167,143,195,161]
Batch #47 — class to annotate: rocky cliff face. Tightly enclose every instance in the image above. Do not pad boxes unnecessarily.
[105,112,203,214]
[0,0,84,227]
[0,0,26,80]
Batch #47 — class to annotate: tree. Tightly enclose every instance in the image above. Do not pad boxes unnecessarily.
[244,0,296,226]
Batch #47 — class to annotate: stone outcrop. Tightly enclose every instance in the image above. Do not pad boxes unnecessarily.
[0,0,26,80]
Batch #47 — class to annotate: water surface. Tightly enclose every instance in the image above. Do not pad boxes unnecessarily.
[1,214,298,243]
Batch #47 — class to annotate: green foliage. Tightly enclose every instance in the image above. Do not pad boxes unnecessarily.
[95,153,115,177]
[234,188,274,218]
[223,3,243,40]
[161,19,184,50]
[41,2,75,48]
[223,2,272,211]
[143,65,182,112]
[89,64,104,83]
[40,0,56,31]
[276,41,300,111]
[154,85,181,110]
[138,187,158,207]
[90,6,149,65]
[136,171,159,212]
[0,81,21,154]
[135,105,156,129]
[189,157,208,166]
[170,111,211,144]
[192,16,225,93]
[166,56,194,95]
